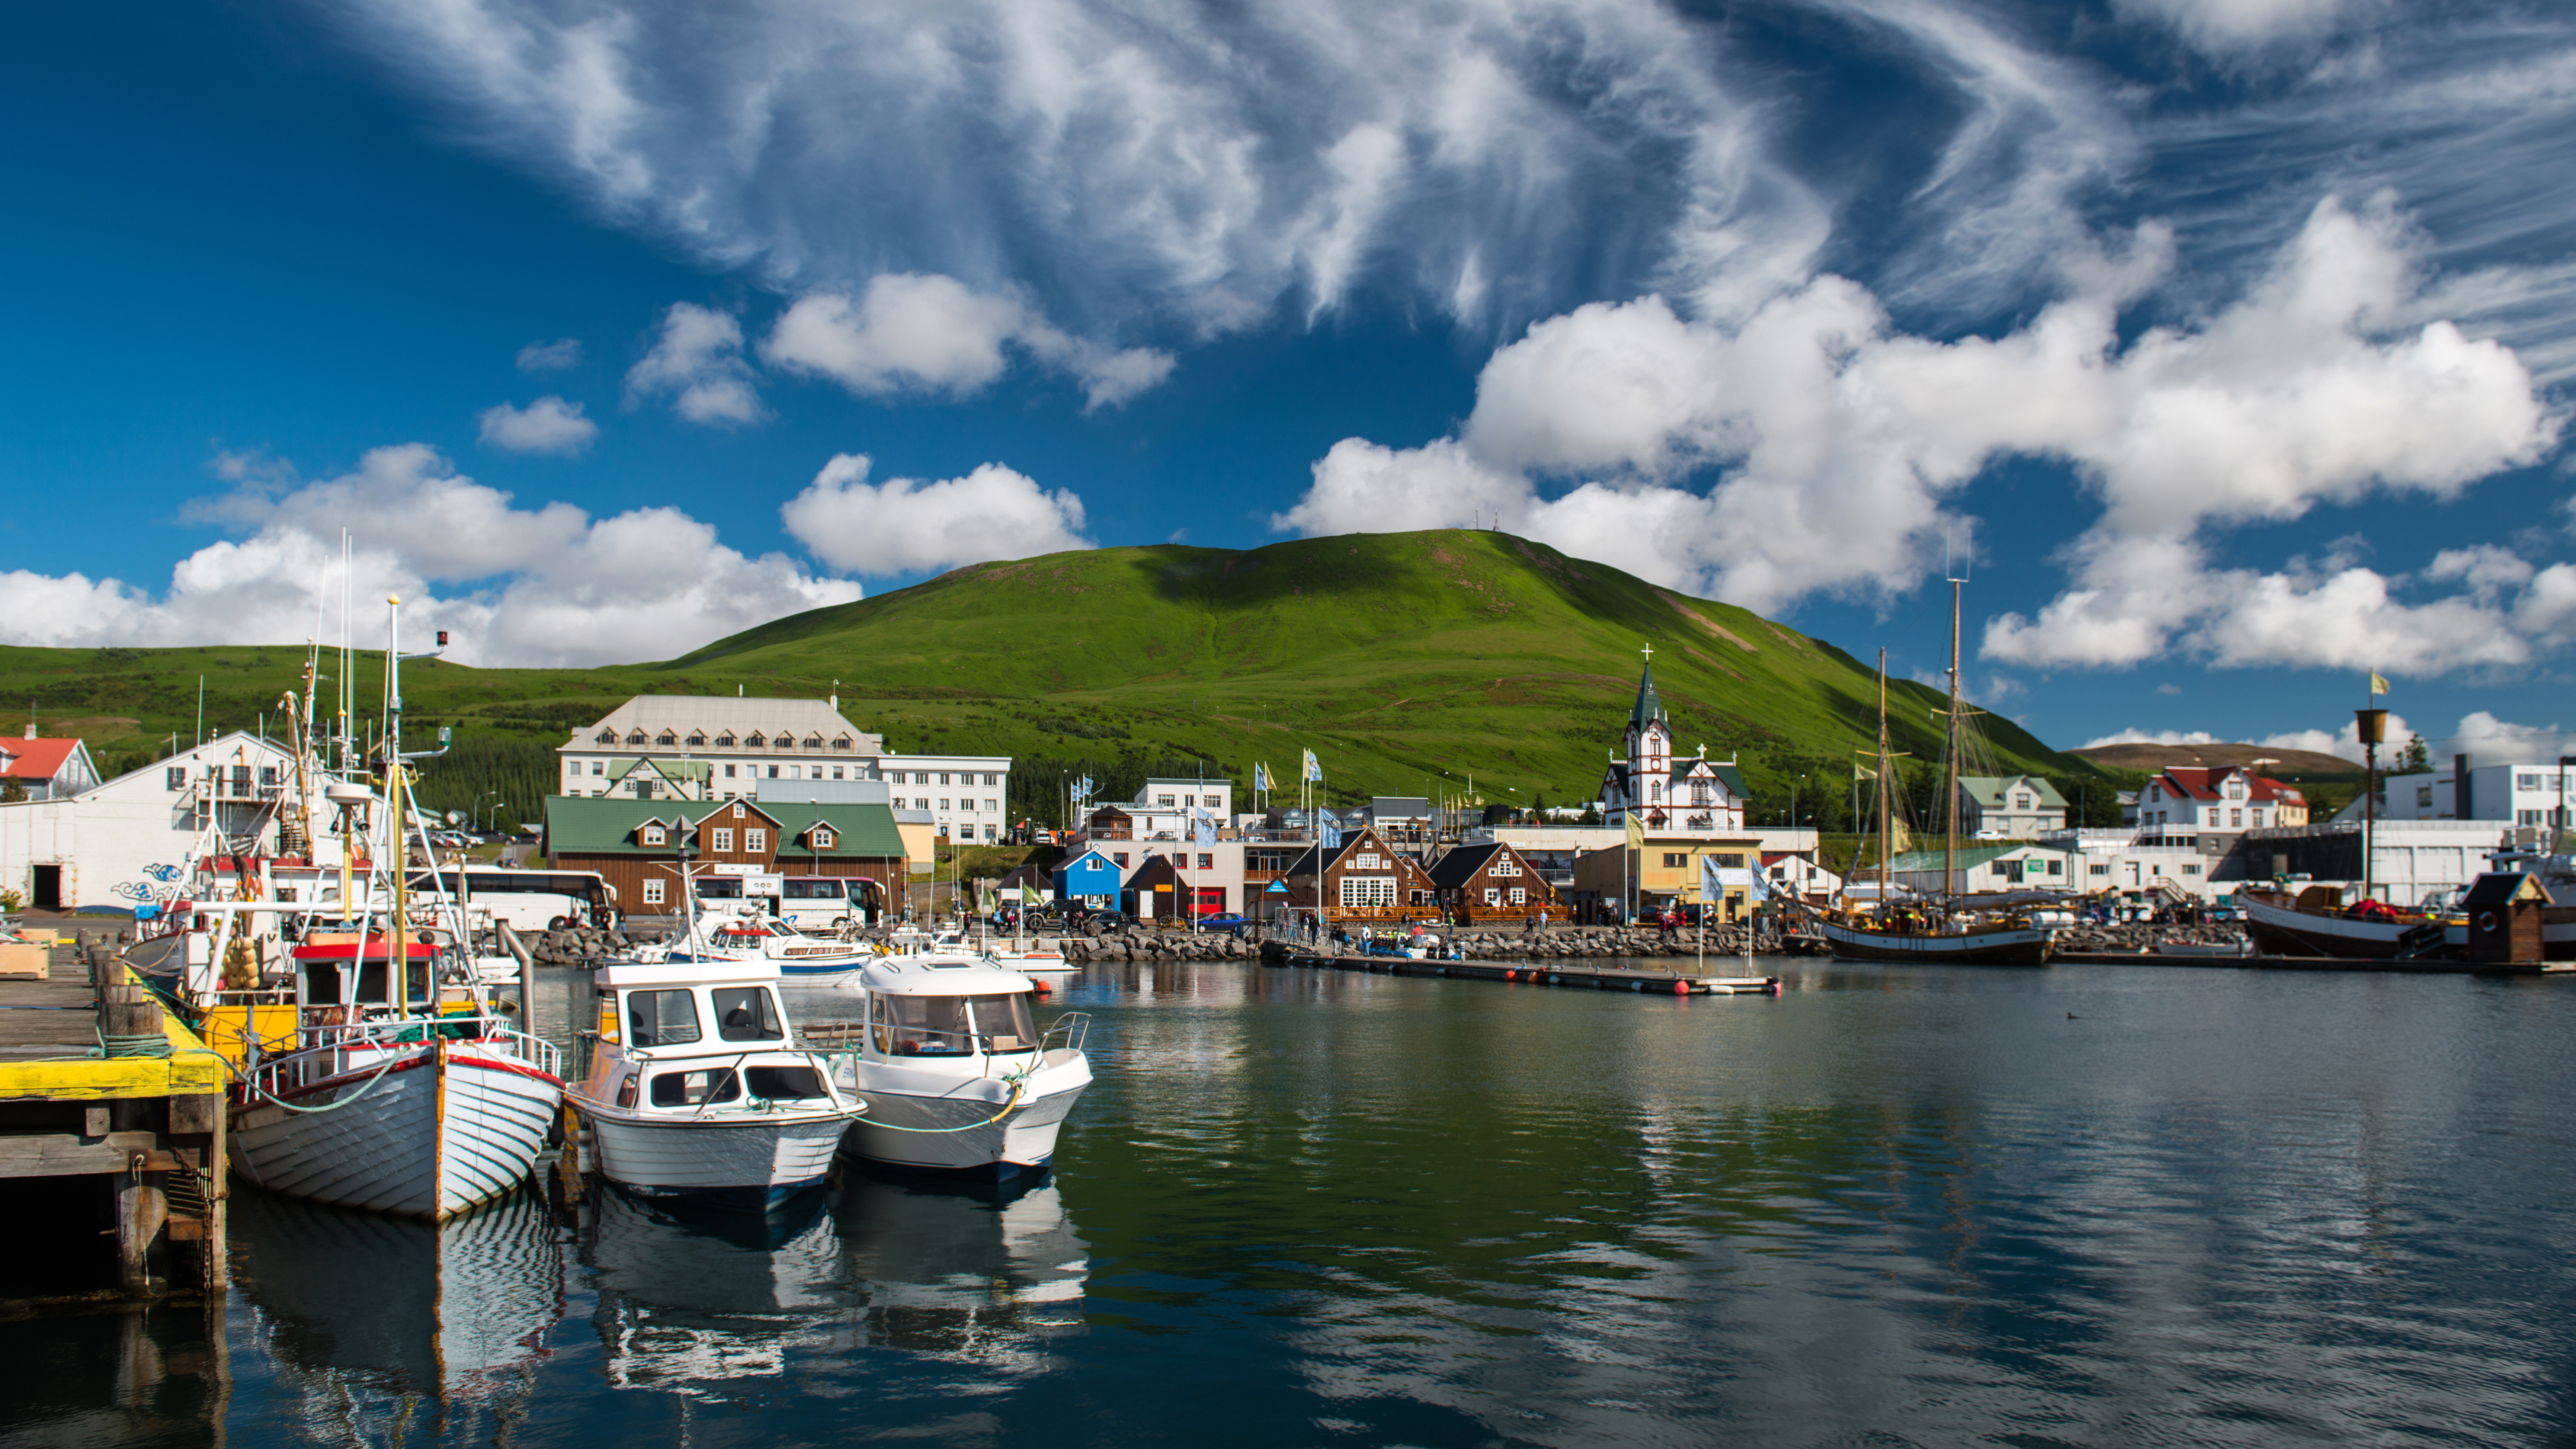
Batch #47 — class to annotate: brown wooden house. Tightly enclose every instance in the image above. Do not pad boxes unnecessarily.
[1278,826,1442,922]
[1426,841,1557,920]
[542,794,906,918]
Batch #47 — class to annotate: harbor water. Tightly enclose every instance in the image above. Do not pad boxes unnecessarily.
[8,956,2575,1446]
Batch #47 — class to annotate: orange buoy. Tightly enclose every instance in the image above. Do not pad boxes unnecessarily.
[1674,980,1689,995]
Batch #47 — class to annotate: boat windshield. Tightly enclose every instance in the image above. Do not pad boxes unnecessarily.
[628,989,702,1047]
[713,987,784,1042]
[874,992,1038,1055]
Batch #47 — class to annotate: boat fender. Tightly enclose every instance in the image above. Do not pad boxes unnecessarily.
[1673,980,1689,995]
[1503,969,1516,981]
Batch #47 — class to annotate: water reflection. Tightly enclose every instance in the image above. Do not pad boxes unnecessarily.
[228,1187,563,1436]
[581,1171,1089,1399]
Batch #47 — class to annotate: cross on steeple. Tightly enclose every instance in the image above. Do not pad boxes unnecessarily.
[1640,642,1654,664]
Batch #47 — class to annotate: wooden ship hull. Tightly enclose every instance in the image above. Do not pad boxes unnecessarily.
[1818,916,2053,966]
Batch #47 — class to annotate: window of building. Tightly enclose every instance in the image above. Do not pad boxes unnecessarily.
[2417,786,2434,808]
[813,827,835,848]
[2230,809,2243,827]
[1114,853,1129,867]
[642,878,666,905]
[1197,853,1214,869]
[656,731,677,746]
[2183,863,2201,875]
[723,763,736,778]
[1662,853,1688,868]
[2091,863,2109,875]
[1340,875,1397,908]
[1492,856,1521,876]
[834,736,853,751]
[984,824,997,840]
[643,824,666,846]
[595,730,616,744]
[716,732,736,747]
[1355,852,1384,868]
[983,798,997,812]
[1509,887,1526,905]
[745,828,766,852]
[1484,887,1500,906]
[711,827,734,851]
[803,734,821,750]
[1157,794,1176,807]
[936,798,949,811]
[687,732,706,747]
[166,766,186,791]
[626,730,647,744]
[592,761,605,776]
[766,765,779,778]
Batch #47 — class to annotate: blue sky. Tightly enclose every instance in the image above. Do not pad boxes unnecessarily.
[2,0,2572,764]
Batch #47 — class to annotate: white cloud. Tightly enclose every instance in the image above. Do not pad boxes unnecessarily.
[516,337,583,372]
[2116,0,2356,54]
[477,395,600,455]
[779,453,1093,577]
[625,302,765,425]
[0,445,855,667]
[2438,711,2576,766]
[1278,199,2554,634]
[762,274,1174,410]
[2082,727,2222,748]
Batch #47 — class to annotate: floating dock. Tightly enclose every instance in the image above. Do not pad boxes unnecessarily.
[0,931,230,1303]
[1265,947,1777,995]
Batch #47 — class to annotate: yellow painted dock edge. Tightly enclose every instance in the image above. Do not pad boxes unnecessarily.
[0,966,228,1101]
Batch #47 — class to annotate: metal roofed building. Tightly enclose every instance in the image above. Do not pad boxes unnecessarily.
[558,694,884,802]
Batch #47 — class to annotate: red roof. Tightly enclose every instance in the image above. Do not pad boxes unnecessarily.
[0,738,81,780]
[2152,766,2303,807]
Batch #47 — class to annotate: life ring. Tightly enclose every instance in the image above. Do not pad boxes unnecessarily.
[2477,910,2499,933]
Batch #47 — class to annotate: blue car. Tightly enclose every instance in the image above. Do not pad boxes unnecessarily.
[1194,913,1253,935]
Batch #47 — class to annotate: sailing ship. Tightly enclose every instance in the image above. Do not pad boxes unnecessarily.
[1811,575,2054,966]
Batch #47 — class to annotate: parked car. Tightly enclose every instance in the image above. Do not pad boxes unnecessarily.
[1193,913,1252,935]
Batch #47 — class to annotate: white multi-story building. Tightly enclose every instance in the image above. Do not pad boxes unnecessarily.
[2377,761,2574,829]
[1125,778,1233,840]
[878,754,1014,842]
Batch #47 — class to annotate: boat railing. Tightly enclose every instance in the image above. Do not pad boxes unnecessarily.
[1038,1012,1090,1057]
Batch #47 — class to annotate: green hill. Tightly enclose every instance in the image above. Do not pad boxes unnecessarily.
[0,530,2105,831]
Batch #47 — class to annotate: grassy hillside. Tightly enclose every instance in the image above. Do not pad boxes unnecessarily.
[0,530,2104,830]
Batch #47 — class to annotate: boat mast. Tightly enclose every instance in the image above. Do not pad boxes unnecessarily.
[1946,575,1962,902]
[387,596,406,1000]
[1876,649,1893,911]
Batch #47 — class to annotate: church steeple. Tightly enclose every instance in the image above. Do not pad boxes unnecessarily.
[1628,644,1667,732]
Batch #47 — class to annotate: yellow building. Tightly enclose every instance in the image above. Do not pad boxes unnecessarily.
[1573,831,1767,922]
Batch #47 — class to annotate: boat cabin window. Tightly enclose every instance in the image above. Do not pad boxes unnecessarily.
[649,1068,742,1107]
[874,992,1036,1055]
[628,989,703,1047]
[746,1064,827,1099]
[712,987,784,1042]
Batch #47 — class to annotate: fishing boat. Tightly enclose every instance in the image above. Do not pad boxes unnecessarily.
[635,902,875,986]
[824,956,1092,1180]
[2240,884,2452,959]
[215,599,565,1219]
[569,955,859,1208]
[1811,575,2054,966]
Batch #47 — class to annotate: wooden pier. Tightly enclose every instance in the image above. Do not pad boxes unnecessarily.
[1265,946,1778,995]
[0,930,230,1303]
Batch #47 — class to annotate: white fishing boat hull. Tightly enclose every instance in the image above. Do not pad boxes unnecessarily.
[229,1041,564,1220]
[1817,915,2053,965]
[835,1051,1092,1179]
[582,1109,849,1208]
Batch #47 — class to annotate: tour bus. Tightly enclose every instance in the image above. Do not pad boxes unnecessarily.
[778,876,882,929]
[404,867,619,932]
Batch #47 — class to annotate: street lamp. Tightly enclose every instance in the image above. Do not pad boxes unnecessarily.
[470,790,500,834]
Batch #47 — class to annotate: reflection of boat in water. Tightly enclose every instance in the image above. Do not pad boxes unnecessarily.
[579,1172,1089,1388]
[586,1187,848,1391]
[228,1185,563,1408]
[832,1174,1087,1365]
[582,1170,1088,1392]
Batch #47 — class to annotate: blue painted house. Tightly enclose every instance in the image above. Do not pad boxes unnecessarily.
[1052,849,1126,907]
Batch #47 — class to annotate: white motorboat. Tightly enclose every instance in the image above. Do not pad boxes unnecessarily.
[570,957,860,1209]
[644,905,875,987]
[826,956,1092,1180]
